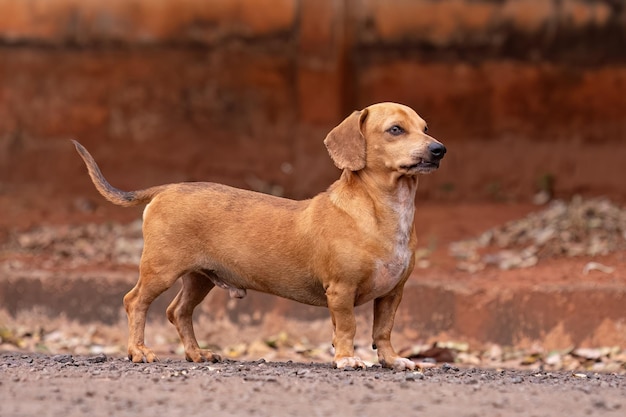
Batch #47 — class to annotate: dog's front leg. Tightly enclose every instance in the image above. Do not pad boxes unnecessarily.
[372,286,416,371]
[326,284,366,369]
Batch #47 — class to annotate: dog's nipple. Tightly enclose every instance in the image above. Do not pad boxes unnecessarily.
[229,288,247,299]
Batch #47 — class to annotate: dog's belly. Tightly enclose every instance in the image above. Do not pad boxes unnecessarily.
[200,266,329,307]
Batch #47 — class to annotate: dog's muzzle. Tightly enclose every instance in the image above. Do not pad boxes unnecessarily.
[401,142,447,174]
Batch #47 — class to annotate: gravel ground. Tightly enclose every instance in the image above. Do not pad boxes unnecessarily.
[1,351,624,417]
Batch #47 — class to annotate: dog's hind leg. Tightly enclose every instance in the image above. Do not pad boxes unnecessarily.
[123,263,180,363]
[166,271,220,363]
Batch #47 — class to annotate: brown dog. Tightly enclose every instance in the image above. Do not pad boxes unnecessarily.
[72,102,446,370]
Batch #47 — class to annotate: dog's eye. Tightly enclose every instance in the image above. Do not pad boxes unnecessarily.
[387,125,404,136]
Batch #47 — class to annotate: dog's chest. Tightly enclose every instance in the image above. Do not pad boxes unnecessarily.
[369,182,416,299]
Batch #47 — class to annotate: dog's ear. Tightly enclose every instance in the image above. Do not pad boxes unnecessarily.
[323,109,368,171]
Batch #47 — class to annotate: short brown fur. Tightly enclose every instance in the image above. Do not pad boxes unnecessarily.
[72,102,446,370]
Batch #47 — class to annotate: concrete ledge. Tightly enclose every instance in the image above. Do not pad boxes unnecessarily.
[2,267,624,350]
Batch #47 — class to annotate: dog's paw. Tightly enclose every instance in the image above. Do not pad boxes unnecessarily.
[185,349,222,363]
[333,356,367,370]
[380,357,416,371]
[393,357,417,371]
[128,345,159,363]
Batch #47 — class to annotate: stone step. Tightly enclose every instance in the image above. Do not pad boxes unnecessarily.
[2,266,624,350]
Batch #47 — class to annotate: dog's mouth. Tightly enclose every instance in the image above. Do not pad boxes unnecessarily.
[400,159,440,174]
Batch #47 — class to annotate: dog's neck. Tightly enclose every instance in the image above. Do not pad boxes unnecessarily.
[349,168,418,204]
[329,169,419,231]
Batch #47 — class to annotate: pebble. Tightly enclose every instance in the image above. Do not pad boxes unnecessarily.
[441,363,459,372]
[52,354,74,364]
[87,354,107,364]
[405,372,425,381]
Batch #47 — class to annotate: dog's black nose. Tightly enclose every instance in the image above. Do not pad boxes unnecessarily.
[428,142,447,160]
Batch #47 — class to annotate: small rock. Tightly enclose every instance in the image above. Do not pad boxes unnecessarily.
[406,372,425,381]
[441,363,459,372]
[87,353,107,364]
[52,354,74,364]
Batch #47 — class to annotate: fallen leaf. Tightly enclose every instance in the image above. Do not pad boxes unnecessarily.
[582,262,615,275]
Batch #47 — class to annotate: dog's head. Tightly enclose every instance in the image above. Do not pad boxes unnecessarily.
[324,102,446,176]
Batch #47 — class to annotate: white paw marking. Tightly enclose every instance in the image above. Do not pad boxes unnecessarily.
[335,357,367,370]
[392,357,416,371]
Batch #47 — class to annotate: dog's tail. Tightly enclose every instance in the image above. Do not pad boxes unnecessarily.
[72,140,165,207]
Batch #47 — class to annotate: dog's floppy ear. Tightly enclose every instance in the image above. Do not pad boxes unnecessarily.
[324,109,368,171]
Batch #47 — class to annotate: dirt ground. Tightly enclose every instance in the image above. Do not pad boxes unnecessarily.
[1,351,624,417]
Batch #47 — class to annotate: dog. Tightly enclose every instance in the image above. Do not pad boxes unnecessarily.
[72,102,446,370]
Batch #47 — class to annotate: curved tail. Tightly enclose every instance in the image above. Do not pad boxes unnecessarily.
[72,140,162,207]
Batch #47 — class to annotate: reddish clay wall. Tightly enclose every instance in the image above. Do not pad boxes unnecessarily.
[0,0,625,206]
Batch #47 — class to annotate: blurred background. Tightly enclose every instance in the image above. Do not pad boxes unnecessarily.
[1,0,624,209]
[1,0,625,369]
